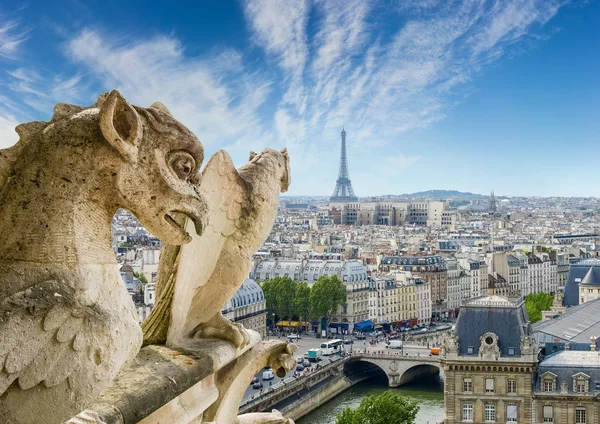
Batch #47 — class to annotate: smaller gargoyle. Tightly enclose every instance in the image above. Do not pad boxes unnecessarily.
[143,147,290,349]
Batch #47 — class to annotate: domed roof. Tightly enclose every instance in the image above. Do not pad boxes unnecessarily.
[230,279,265,309]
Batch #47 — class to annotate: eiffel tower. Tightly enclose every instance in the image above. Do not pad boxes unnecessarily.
[330,128,358,202]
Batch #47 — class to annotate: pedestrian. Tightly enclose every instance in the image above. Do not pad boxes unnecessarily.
[297,392,300,400]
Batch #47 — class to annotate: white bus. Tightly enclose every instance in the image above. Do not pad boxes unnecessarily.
[320,339,344,356]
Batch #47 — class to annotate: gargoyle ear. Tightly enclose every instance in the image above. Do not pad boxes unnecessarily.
[249,151,257,161]
[99,90,143,163]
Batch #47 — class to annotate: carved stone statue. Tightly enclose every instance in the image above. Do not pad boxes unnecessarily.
[440,333,459,358]
[520,335,536,355]
[143,148,290,349]
[0,90,208,423]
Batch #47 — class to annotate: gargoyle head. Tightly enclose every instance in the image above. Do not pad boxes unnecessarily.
[249,148,291,193]
[98,90,208,245]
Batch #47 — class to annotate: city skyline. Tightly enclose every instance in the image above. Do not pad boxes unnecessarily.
[0,0,598,197]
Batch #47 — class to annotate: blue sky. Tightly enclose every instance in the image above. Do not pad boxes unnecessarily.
[0,0,598,197]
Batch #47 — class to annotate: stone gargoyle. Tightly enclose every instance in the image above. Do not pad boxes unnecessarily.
[0,90,208,423]
[142,147,290,350]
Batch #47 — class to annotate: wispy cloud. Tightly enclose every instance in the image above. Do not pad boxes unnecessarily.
[0,17,27,59]
[64,29,273,155]
[0,0,572,191]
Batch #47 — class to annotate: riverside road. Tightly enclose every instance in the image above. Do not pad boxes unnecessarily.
[242,336,433,401]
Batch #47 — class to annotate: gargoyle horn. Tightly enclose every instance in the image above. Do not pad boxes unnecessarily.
[15,121,46,140]
[150,101,173,117]
[249,150,257,161]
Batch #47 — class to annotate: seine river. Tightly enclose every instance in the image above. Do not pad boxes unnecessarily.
[297,373,444,424]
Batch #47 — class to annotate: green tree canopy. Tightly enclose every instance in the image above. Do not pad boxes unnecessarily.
[335,391,419,424]
[261,277,296,319]
[525,292,554,323]
[293,282,311,322]
[310,275,347,323]
[134,272,148,285]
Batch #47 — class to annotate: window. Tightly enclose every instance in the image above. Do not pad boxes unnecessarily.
[508,347,515,356]
[543,405,554,423]
[462,402,473,421]
[485,378,495,393]
[467,346,474,355]
[543,379,554,392]
[484,404,495,422]
[576,381,586,393]
[576,407,586,424]
[507,379,517,394]
[463,378,472,392]
[506,404,517,423]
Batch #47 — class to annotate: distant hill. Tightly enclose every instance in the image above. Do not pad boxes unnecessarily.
[401,190,486,200]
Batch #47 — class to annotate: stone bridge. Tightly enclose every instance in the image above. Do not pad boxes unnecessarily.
[345,353,442,387]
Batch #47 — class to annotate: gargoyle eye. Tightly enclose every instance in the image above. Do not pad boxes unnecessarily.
[168,150,196,181]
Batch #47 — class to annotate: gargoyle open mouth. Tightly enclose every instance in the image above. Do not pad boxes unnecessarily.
[164,210,204,238]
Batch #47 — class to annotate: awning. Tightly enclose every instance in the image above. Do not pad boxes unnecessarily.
[276,320,302,327]
[374,324,383,329]
[354,320,374,330]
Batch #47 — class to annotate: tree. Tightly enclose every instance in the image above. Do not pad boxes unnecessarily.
[525,292,554,323]
[293,282,311,322]
[310,275,347,328]
[134,272,148,285]
[335,391,419,424]
[260,277,296,320]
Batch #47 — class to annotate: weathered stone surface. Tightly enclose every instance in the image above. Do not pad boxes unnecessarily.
[143,148,290,349]
[0,90,208,423]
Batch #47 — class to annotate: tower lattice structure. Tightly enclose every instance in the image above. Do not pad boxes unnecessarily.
[330,128,358,202]
[489,190,497,212]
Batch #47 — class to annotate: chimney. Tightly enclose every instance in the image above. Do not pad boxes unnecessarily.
[591,336,597,352]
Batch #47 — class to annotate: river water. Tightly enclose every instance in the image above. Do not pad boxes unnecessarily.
[296,373,444,424]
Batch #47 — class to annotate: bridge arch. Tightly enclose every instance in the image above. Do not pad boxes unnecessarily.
[344,355,442,388]
[344,358,389,385]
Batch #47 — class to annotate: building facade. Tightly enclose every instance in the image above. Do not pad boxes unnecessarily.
[441,296,538,424]
[328,201,458,228]
[380,255,448,318]
[222,278,267,338]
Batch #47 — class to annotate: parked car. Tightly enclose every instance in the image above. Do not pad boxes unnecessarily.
[296,364,304,371]
[253,381,263,389]
[302,359,311,367]
[288,333,301,340]
[343,339,354,345]
[355,334,366,340]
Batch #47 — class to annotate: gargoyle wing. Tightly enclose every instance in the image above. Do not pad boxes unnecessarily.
[0,281,104,397]
[167,150,246,342]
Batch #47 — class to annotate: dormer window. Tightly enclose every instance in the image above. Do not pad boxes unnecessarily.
[573,373,590,393]
[542,372,557,392]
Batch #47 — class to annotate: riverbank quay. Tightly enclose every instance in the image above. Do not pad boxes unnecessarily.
[240,349,443,420]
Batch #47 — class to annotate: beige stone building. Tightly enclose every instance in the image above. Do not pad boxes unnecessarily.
[441,296,538,424]
[328,200,458,228]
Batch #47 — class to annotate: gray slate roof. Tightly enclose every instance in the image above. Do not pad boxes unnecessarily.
[532,298,600,343]
[563,260,600,306]
[455,296,531,357]
[535,350,600,393]
[581,266,600,287]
